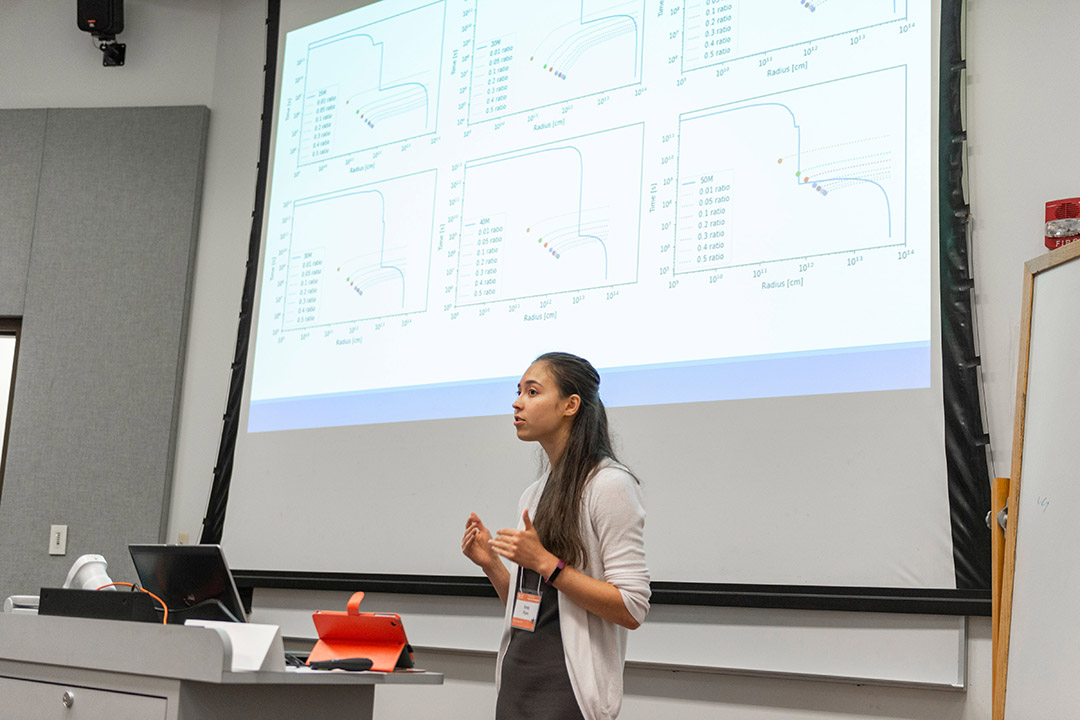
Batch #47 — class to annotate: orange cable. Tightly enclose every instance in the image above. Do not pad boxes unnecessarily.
[96,582,169,625]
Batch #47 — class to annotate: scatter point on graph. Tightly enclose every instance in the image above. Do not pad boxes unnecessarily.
[777,158,783,164]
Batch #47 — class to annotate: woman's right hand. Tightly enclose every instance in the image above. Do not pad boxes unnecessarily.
[462,512,499,571]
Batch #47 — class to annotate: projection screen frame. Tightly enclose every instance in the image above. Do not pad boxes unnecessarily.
[205,0,991,616]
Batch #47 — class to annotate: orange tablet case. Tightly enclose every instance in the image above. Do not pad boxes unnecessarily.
[308,592,414,672]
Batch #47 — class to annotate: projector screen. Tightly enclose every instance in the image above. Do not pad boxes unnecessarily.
[224,0,954,593]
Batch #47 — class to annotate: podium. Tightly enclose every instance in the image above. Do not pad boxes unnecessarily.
[0,613,441,720]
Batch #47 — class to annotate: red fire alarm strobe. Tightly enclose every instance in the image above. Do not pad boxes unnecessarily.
[1045,198,1080,250]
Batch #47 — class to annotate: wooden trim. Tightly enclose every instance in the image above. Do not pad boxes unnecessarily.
[990,476,1009,705]
[993,241,1080,719]
[1024,236,1080,275]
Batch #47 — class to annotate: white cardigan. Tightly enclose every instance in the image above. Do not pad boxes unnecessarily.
[495,462,651,720]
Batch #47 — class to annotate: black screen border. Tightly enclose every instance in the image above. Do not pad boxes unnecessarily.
[204,0,990,616]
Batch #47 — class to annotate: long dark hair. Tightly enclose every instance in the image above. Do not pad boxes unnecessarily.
[531,351,627,568]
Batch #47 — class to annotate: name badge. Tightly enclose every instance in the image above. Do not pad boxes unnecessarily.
[511,590,541,632]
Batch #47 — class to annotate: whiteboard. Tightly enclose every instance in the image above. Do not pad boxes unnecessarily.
[250,588,966,688]
[997,241,1080,717]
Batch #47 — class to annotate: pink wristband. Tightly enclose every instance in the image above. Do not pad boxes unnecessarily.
[545,558,565,585]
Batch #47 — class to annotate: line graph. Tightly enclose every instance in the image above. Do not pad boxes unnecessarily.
[682,0,908,72]
[281,170,437,329]
[675,67,906,274]
[457,124,643,305]
[468,0,644,124]
[297,0,445,164]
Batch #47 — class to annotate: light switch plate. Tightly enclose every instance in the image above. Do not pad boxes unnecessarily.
[49,525,67,555]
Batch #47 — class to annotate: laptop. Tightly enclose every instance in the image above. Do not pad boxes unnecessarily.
[129,544,248,623]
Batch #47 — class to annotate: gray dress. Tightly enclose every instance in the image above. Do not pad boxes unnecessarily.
[496,569,585,719]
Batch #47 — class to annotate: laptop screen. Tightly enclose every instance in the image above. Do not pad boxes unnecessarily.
[128,544,248,623]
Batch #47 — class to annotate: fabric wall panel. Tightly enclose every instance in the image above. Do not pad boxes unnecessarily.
[0,110,47,316]
[0,106,208,596]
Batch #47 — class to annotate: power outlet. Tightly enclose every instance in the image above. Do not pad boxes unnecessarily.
[49,525,67,556]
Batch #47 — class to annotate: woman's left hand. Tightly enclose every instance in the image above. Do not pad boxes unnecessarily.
[491,510,557,575]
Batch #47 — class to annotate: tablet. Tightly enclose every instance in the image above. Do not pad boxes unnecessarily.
[309,610,414,672]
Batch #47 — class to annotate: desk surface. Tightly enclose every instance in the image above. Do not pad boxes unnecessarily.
[0,612,442,686]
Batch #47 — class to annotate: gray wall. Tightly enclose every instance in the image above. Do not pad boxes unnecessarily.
[0,106,208,596]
